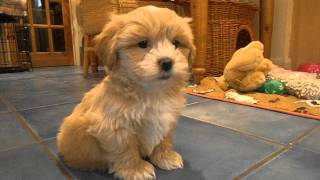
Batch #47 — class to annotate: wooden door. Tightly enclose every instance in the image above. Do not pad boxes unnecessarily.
[27,0,73,67]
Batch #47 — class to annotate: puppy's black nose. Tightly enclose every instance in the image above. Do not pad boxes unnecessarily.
[158,58,173,71]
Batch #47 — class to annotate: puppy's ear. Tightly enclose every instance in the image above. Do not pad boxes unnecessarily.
[94,14,123,71]
[183,17,193,24]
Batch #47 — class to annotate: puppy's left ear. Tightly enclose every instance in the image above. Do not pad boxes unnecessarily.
[94,14,123,71]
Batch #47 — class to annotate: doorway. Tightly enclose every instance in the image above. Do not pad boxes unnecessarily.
[27,0,73,67]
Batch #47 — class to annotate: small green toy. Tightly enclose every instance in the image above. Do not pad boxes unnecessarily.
[258,80,286,95]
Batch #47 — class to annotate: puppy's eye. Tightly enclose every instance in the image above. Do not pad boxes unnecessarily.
[138,40,148,49]
[173,40,181,49]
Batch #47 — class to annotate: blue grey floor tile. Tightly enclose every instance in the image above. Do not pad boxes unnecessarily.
[0,76,95,98]
[183,101,319,144]
[69,170,114,180]
[5,90,82,111]
[44,116,281,180]
[0,66,82,82]
[296,126,320,153]
[170,117,280,180]
[0,113,34,151]
[51,79,100,90]
[0,143,67,180]
[185,94,209,105]
[4,66,317,180]
[0,71,37,80]
[0,79,20,95]
[34,66,83,77]
[0,78,66,96]
[20,103,76,139]
[0,101,8,113]
[44,72,104,83]
[245,148,320,180]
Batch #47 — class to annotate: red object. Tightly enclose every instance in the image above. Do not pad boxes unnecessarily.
[298,64,320,73]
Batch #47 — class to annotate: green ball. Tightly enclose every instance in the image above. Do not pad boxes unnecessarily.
[259,80,286,95]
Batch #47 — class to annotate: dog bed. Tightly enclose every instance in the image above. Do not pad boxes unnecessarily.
[185,77,320,120]
[268,65,320,100]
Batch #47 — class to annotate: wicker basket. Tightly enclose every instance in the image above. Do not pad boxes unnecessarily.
[206,0,258,76]
[178,0,257,76]
[78,0,188,35]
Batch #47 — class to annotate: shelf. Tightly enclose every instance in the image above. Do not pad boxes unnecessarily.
[0,5,24,16]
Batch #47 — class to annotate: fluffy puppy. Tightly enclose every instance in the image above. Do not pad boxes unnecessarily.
[57,6,195,180]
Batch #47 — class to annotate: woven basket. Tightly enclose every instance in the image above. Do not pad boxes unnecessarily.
[78,0,188,35]
[78,0,116,35]
[178,0,257,76]
[206,0,258,76]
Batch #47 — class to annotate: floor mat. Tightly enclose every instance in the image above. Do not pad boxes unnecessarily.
[185,77,320,120]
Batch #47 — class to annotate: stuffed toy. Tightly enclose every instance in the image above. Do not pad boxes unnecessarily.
[217,41,273,92]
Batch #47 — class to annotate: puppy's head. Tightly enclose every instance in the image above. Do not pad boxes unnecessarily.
[95,6,195,88]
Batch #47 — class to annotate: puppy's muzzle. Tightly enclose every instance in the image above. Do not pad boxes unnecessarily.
[158,58,173,72]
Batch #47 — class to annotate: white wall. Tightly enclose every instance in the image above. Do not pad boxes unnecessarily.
[270,0,293,69]
[69,0,83,66]
[289,0,320,70]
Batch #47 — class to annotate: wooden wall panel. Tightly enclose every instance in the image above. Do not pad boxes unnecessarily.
[290,0,320,70]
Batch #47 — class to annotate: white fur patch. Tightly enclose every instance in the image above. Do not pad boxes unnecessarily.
[137,99,181,156]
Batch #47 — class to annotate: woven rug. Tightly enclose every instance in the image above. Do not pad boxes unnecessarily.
[185,77,320,120]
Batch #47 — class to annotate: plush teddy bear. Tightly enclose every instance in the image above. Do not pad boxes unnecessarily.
[217,41,273,92]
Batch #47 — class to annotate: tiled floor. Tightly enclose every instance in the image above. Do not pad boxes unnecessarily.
[0,66,319,180]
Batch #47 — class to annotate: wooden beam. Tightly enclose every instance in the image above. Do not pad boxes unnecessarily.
[45,0,54,52]
[27,0,37,52]
[190,0,208,84]
[260,0,274,58]
[31,24,64,28]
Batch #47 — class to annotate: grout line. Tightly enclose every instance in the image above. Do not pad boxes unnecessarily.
[291,124,320,145]
[182,114,284,146]
[291,124,320,155]
[288,125,320,148]
[0,141,39,153]
[232,146,289,180]
[41,136,57,142]
[233,125,320,179]
[18,101,79,112]
[186,100,210,106]
[0,96,74,180]
[296,146,320,155]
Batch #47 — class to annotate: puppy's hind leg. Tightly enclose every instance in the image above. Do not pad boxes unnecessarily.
[57,115,107,171]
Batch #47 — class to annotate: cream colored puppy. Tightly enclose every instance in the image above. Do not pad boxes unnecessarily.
[57,6,195,180]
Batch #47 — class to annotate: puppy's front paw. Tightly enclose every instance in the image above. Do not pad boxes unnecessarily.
[150,150,183,170]
[113,160,155,180]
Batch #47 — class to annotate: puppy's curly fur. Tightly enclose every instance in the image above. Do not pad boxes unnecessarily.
[57,6,195,180]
